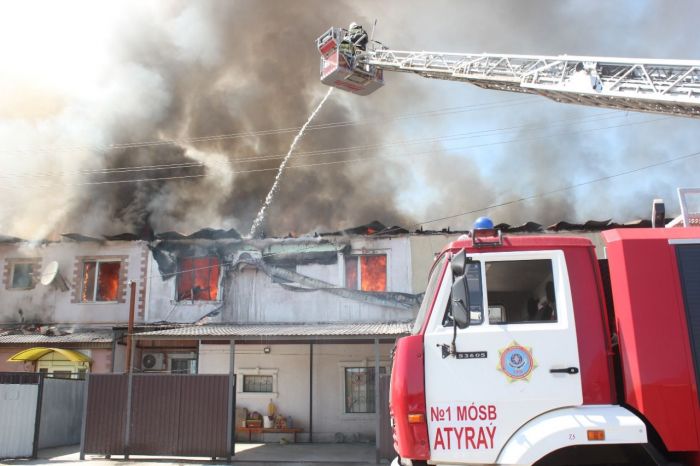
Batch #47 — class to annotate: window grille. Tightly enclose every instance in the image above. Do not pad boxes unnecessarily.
[243,374,273,393]
[344,367,385,413]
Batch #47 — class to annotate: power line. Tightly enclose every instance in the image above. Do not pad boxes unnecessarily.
[0,113,663,189]
[376,148,700,235]
[0,109,623,181]
[0,97,532,156]
[132,145,700,282]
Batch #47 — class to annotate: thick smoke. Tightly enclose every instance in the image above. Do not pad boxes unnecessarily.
[1,0,700,239]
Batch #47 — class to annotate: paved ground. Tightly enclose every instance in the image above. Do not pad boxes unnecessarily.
[2,444,392,466]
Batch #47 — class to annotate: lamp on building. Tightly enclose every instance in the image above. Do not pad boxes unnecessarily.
[263,346,271,354]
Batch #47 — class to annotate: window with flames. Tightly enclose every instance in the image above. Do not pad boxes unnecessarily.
[177,257,220,301]
[345,254,387,292]
[81,260,121,302]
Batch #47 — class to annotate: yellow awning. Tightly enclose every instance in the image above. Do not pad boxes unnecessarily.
[7,347,92,362]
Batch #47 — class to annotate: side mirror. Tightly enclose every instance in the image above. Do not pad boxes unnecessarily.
[451,275,470,329]
[451,249,466,277]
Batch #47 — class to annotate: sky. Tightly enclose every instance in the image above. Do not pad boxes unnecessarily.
[0,0,699,239]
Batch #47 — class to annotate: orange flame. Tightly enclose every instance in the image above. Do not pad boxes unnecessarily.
[178,257,219,300]
[360,255,386,292]
[97,262,120,301]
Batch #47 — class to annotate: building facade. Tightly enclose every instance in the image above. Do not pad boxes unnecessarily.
[0,236,149,376]
[0,225,472,443]
[136,231,420,442]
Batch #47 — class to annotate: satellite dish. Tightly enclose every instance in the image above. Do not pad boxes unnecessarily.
[40,261,69,291]
[40,261,59,285]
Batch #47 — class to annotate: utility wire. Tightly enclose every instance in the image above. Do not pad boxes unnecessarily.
[375,148,700,236]
[134,145,700,280]
[0,109,623,181]
[0,97,532,155]
[0,113,665,189]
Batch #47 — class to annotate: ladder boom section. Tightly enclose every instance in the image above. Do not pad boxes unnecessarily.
[362,49,700,118]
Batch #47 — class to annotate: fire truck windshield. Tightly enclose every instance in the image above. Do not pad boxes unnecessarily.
[412,253,448,334]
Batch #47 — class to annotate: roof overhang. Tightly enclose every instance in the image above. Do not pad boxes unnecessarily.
[8,347,92,362]
[133,322,412,343]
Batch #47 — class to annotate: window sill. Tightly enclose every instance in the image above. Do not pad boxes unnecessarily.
[341,412,376,420]
[171,300,222,305]
[237,392,279,398]
[79,301,119,304]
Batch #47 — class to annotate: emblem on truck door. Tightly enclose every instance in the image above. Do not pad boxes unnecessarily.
[498,341,537,382]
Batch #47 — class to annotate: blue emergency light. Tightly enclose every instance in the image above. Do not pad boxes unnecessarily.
[470,217,502,247]
[473,216,494,230]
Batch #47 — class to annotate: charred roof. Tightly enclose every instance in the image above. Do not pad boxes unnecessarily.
[0,216,679,247]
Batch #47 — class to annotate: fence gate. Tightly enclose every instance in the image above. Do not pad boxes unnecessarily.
[0,374,39,460]
[81,374,233,460]
[1,372,86,460]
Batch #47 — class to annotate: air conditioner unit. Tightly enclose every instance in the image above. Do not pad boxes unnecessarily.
[141,352,165,371]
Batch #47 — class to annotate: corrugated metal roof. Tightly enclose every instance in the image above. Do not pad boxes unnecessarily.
[137,322,413,338]
[0,331,113,344]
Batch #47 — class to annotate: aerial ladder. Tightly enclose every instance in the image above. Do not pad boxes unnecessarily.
[316,26,700,119]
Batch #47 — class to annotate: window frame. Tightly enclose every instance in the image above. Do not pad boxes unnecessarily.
[428,250,570,333]
[343,252,389,292]
[175,256,221,302]
[242,374,274,393]
[479,250,568,329]
[412,253,449,334]
[9,261,36,290]
[236,368,279,398]
[80,259,122,303]
[169,353,198,374]
[339,361,388,417]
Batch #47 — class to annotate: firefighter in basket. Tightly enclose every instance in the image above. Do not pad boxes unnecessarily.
[339,22,368,69]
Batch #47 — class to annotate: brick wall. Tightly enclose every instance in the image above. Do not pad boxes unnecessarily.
[138,244,149,320]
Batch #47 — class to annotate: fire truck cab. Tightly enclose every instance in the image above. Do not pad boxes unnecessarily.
[390,219,700,466]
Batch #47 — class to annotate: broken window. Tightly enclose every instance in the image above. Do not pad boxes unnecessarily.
[177,257,220,301]
[345,254,387,292]
[10,262,34,289]
[81,260,121,302]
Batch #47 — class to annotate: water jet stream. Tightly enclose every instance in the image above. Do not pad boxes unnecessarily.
[249,88,334,237]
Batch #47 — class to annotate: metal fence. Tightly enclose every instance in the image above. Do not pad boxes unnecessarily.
[81,373,234,460]
[39,378,87,449]
[0,382,38,459]
[0,372,86,460]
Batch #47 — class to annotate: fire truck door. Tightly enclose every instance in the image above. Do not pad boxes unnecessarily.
[423,250,583,465]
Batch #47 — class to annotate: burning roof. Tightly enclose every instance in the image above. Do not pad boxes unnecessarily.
[0,215,676,250]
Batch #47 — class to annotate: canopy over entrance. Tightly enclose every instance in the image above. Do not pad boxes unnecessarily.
[7,347,92,362]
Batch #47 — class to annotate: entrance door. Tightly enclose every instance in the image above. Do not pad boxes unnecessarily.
[423,250,583,464]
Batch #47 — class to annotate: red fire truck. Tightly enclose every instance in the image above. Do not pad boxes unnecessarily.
[390,209,700,466]
[316,26,700,465]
